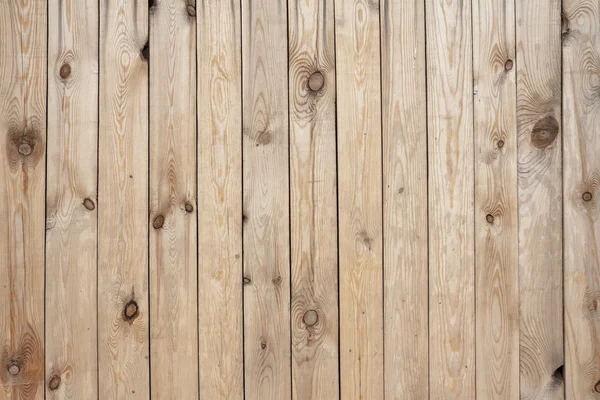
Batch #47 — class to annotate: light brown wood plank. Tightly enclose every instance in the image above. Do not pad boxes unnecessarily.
[98,0,150,397]
[380,0,428,397]
[197,0,243,398]
[516,0,563,398]
[149,1,197,398]
[46,0,98,397]
[334,0,383,398]
[241,0,291,398]
[562,1,600,398]
[0,0,47,398]
[472,0,519,398]
[288,0,338,398]
[425,0,475,398]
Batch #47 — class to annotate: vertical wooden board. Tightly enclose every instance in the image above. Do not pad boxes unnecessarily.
[0,0,46,398]
[425,0,475,398]
[472,0,519,398]
[380,0,428,397]
[516,1,563,398]
[562,1,600,398]
[98,0,150,398]
[288,0,338,398]
[241,0,290,398]
[197,0,243,398]
[149,0,197,398]
[46,0,98,397]
[334,0,383,398]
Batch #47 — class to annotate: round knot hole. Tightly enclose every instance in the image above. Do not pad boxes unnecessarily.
[583,191,593,202]
[153,215,165,229]
[83,198,95,211]
[18,142,32,156]
[504,59,514,71]
[8,363,20,376]
[124,300,139,321]
[59,63,71,79]
[497,139,505,149]
[486,214,495,224]
[308,71,325,92]
[303,310,319,326]
[184,202,194,213]
[48,375,61,391]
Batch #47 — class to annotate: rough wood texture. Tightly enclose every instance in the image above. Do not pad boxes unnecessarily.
[563,1,600,398]
[473,0,519,398]
[381,0,428,397]
[197,0,243,398]
[426,0,475,398]
[516,0,563,398]
[241,0,291,398]
[0,0,46,398]
[46,0,98,397]
[149,0,197,398]
[334,0,383,398]
[98,0,150,397]
[289,0,338,398]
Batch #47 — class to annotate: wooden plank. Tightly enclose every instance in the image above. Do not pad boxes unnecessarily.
[425,0,475,398]
[380,0,428,397]
[197,0,243,398]
[45,0,98,397]
[562,1,600,398]
[149,1,197,398]
[515,1,563,398]
[288,0,338,398]
[241,0,290,398]
[334,0,383,398]
[472,0,519,398]
[0,0,47,398]
[98,0,150,397]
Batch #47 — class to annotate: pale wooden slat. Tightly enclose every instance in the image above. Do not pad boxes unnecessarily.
[288,0,338,398]
[425,0,475,398]
[149,1,197,398]
[98,0,150,397]
[0,0,47,398]
[334,0,383,398]
[380,0,428,397]
[516,0,563,398]
[241,0,291,398]
[472,0,519,398]
[197,0,244,398]
[562,1,600,398]
[45,0,98,397]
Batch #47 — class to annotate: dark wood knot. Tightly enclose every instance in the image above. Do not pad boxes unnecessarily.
[531,115,559,149]
[308,71,325,92]
[153,215,165,229]
[486,214,495,224]
[303,310,318,326]
[260,341,267,350]
[497,139,505,149]
[272,276,282,285]
[504,59,513,71]
[123,300,139,321]
[595,380,600,393]
[184,202,194,213]
[59,63,71,80]
[243,276,251,284]
[583,191,593,202]
[186,3,196,17]
[141,42,150,61]
[18,141,32,156]
[83,198,95,211]
[48,375,61,391]
[7,363,20,376]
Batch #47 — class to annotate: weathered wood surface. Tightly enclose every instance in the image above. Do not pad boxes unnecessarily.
[381,0,428,398]
[197,1,243,399]
[516,1,564,399]
[149,0,198,398]
[241,0,291,398]
[473,0,519,398]
[0,0,47,398]
[46,0,98,397]
[98,0,150,398]
[563,1,600,399]
[289,0,338,398]
[426,0,475,398]
[4,2,600,399]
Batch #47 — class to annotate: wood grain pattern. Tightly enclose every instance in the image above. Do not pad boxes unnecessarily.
[425,0,475,398]
[149,0,197,398]
[380,0,428,397]
[472,0,519,398]
[98,0,150,397]
[516,0,563,398]
[288,0,338,398]
[334,0,383,398]
[0,0,47,398]
[562,1,600,398]
[197,0,243,398]
[46,0,98,397]
[241,0,291,398]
